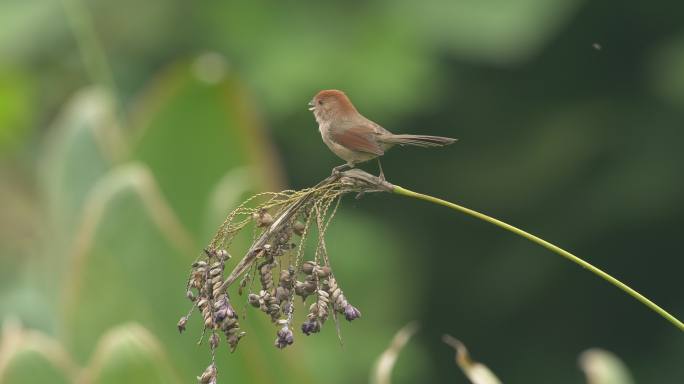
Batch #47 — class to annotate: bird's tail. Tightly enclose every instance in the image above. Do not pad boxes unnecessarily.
[378,134,457,147]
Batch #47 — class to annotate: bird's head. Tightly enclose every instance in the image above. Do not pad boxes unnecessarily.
[308,89,357,124]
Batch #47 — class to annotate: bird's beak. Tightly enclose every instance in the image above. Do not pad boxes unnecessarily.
[307,100,315,111]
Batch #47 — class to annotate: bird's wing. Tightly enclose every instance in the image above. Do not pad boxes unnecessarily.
[330,124,384,156]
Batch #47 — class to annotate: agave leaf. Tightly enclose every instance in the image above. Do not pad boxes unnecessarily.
[579,348,634,384]
[128,54,283,238]
[0,319,77,384]
[59,163,193,366]
[442,335,502,384]
[81,323,182,384]
[40,86,123,246]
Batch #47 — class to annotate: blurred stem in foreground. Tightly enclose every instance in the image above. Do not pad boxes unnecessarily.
[393,186,684,332]
[61,0,118,99]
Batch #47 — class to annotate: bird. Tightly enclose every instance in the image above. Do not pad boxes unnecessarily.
[308,89,457,177]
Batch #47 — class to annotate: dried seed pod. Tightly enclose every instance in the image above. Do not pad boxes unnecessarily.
[279,269,293,287]
[221,318,237,331]
[212,295,235,324]
[275,286,289,302]
[301,261,316,275]
[275,326,294,349]
[344,305,361,321]
[316,266,331,278]
[324,276,362,322]
[209,332,220,350]
[198,363,217,384]
[177,316,188,333]
[275,230,291,247]
[281,301,291,316]
[293,221,305,236]
[216,249,230,260]
[258,260,274,292]
[294,280,316,298]
[186,290,196,302]
[204,317,214,329]
[214,308,228,322]
[301,319,321,335]
[253,209,274,227]
[267,303,280,319]
[212,281,222,294]
[300,288,330,336]
[223,318,246,353]
[247,293,260,307]
[238,274,250,296]
[213,296,226,309]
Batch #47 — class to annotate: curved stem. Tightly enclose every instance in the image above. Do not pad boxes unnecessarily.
[392,185,684,332]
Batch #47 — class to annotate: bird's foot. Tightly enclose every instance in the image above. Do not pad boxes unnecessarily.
[331,163,353,176]
[376,159,386,182]
[378,169,386,182]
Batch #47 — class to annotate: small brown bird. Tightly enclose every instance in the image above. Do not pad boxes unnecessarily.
[308,89,456,176]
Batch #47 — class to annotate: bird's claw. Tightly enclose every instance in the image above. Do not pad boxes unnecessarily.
[331,164,353,176]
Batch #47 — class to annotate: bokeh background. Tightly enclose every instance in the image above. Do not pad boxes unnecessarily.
[1,0,683,383]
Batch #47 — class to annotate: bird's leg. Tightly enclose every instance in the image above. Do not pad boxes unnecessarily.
[332,163,354,176]
[376,158,386,182]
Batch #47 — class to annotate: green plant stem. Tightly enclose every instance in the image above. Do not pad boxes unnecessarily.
[392,185,684,332]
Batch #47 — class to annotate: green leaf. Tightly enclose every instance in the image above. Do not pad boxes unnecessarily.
[40,86,123,245]
[83,323,182,384]
[59,164,194,367]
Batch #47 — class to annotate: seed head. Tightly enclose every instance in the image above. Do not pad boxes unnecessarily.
[293,221,305,236]
[198,363,217,384]
[344,304,362,321]
[275,326,294,349]
[301,319,321,335]
[177,316,188,333]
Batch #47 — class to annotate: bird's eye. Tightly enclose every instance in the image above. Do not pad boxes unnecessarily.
[318,100,323,105]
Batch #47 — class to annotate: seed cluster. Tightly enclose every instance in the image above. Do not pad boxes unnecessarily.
[179,248,245,356]
[242,233,361,347]
[178,171,382,383]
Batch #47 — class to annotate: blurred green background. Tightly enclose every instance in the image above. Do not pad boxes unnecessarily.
[1,0,683,383]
